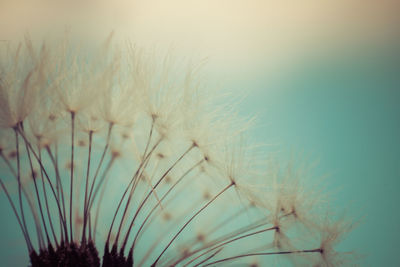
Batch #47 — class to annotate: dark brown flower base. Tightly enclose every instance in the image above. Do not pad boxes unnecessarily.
[102,244,133,267]
[29,241,134,267]
[30,241,100,267]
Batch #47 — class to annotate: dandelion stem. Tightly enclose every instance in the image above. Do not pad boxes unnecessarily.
[89,156,115,211]
[92,156,116,242]
[106,134,161,246]
[130,159,204,253]
[193,247,223,267]
[16,124,46,250]
[14,127,31,248]
[143,119,154,159]
[16,126,69,243]
[151,181,235,266]
[84,123,113,235]
[0,179,32,252]
[0,151,17,177]
[201,249,323,266]
[168,209,269,266]
[26,187,46,250]
[88,211,92,241]
[21,123,51,246]
[188,226,278,266]
[25,152,48,249]
[187,205,248,248]
[45,141,65,243]
[38,148,59,247]
[112,143,154,246]
[0,148,47,249]
[143,159,163,210]
[137,200,202,267]
[45,146,67,232]
[82,130,93,244]
[118,144,195,252]
[69,111,75,242]
[111,121,156,246]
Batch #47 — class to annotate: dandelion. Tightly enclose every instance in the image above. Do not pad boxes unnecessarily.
[0,34,355,267]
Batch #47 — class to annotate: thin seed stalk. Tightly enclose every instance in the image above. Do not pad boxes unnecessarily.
[19,130,69,242]
[187,226,278,266]
[117,144,195,252]
[151,181,235,266]
[82,130,93,244]
[84,123,113,234]
[201,249,323,267]
[69,111,75,242]
[185,205,248,249]
[45,145,67,235]
[137,200,202,267]
[110,122,157,246]
[171,217,270,266]
[105,137,161,246]
[38,148,59,247]
[14,127,32,248]
[89,155,116,211]
[130,159,204,253]
[92,156,116,242]
[17,124,46,249]
[193,248,223,267]
[21,124,51,246]
[1,145,52,249]
[0,179,32,252]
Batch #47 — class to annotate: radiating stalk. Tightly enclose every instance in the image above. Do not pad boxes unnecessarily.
[92,156,116,242]
[45,145,67,237]
[81,130,93,244]
[85,123,113,221]
[129,159,204,253]
[137,200,201,267]
[151,182,235,266]
[21,123,51,246]
[110,122,157,246]
[193,248,223,267]
[14,127,31,248]
[17,127,70,242]
[38,148,59,247]
[170,218,269,266]
[0,179,32,252]
[105,137,161,246]
[69,111,75,241]
[201,249,323,266]
[117,144,195,251]
[188,226,277,266]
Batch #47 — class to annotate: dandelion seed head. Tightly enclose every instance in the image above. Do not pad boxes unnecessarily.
[0,33,356,267]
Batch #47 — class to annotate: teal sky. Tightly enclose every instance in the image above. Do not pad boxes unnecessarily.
[220,41,400,266]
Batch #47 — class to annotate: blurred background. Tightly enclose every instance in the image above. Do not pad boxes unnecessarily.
[1,0,399,266]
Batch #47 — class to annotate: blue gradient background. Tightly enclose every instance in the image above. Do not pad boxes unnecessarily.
[226,43,400,266]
